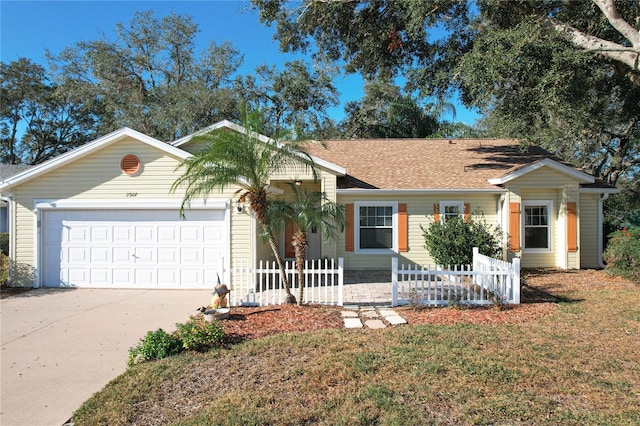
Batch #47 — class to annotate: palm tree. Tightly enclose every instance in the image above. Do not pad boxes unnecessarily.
[267,183,345,305]
[171,109,316,304]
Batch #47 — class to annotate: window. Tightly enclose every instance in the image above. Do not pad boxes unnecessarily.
[523,201,552,251]
[355,202,397,252]
[440,201,464,223]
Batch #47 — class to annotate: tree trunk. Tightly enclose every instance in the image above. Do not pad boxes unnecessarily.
[266,231,297,304]
[293,231,309,306]
[252,190,296,304]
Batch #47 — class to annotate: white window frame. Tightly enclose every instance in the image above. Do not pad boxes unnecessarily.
[439,201,464,223]
[354,201,398,254]
[522,200,553,253]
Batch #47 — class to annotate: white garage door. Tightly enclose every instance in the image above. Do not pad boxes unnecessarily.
[42,209,227,288]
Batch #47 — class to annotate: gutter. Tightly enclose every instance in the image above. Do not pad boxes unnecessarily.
[337,188,507,196]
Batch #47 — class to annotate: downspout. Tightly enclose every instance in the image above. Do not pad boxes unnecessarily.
[497,193,506,259]
[0,194,13,284]
[597,193,610,268]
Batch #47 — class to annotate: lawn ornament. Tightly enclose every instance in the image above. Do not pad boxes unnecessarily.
[211,283,230,308]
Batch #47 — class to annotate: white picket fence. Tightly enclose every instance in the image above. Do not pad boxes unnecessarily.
[225,258,344,307]
[392,247,520,307]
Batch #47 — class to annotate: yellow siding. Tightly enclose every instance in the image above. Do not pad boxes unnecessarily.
[10,137,251,286]
[335,193,501,269]
[505,165,582,269]
[580,193,601,268]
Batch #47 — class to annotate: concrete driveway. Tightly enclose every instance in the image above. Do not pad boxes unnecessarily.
[1,288,211,426]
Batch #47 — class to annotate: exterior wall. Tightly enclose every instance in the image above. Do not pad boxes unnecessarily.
[335,192,501,270]
[504,166,581,269]
[9,138,252,286]
[580,193,601,268]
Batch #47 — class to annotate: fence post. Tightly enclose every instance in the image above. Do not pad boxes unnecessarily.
[472,247,479,287]
[512,257,521,304]
[392,257,398,307]
[338,257,344,306]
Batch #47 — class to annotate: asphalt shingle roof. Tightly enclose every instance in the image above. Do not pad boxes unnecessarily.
[303,138,557,190]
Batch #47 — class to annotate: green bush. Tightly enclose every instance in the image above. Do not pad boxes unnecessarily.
[422,213,503,266]
[0,233,8,256]
[604,227,640,282]
[127,328,183,367]
[175,317,225,352]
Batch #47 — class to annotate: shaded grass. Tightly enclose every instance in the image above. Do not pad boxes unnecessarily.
[74,284,640,426]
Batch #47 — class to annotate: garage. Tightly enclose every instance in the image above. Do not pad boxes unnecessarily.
[41,208,228,289]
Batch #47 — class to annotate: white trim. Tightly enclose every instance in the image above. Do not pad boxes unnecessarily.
[522,200,554,254]
[171,120,346,176]
[33,198,229,211]
[354,201,398,254]
[579,187,620,194]
[439,200,465,224]
[0,127,191,191]
[338,188,506,195]
[488,158,595,185]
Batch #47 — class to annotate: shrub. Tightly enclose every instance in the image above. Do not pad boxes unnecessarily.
[0,233,8,256]
[604,227,640,282]
[175,317,225,352]
[422,212,503,266]
[127,328,183,367]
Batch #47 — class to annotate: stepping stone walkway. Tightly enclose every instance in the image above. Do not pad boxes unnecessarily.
[341,307,408,329]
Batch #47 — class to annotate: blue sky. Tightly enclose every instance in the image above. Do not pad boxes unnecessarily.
[1,0,479,125]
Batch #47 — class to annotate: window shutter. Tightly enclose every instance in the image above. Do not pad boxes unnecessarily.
[567,202,577,252]
[398,203,408,252]
[509,202,520,252]
[433,203,440,222]
[464,203,471,222]
[345,204,354,252]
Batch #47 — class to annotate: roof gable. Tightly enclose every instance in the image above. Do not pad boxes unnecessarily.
[488,158,595,185]
[172,120,346,176]
[0,127,189,191]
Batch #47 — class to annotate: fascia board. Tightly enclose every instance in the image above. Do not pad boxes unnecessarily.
[0,127,190,191]
[337,188,507,195]
[172,120,346,176]
[579,187,620,194]
[488,158,595,185]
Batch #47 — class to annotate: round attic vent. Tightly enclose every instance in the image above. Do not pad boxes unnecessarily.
[120,154,141,175]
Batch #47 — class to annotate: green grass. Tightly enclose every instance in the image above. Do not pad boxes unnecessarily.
[73,282,640,426]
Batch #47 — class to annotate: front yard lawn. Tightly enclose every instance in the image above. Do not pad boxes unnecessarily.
[73,269,639,425]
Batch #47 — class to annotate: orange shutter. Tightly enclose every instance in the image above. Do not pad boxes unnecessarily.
[464,203,471,222]
[433,203,440,222]
[509,202,520,252]
[567,202,577,252]
[345,204,354,252]
[398,203,408,252]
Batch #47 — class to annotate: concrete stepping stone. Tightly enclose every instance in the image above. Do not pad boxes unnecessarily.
[361,311,379,319]
[364,319,386,329]
[386,315,408,326]
[344,318,364,329]
[378,309,399,317]
[341,311,359,318]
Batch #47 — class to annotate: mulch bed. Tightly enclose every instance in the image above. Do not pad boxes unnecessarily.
[217,269,637,341]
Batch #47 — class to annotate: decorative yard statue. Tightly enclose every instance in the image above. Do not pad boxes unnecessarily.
[211,283,230,309]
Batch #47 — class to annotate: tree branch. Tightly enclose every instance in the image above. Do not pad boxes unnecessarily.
[547,17,639,70]
[592,0,640,48]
